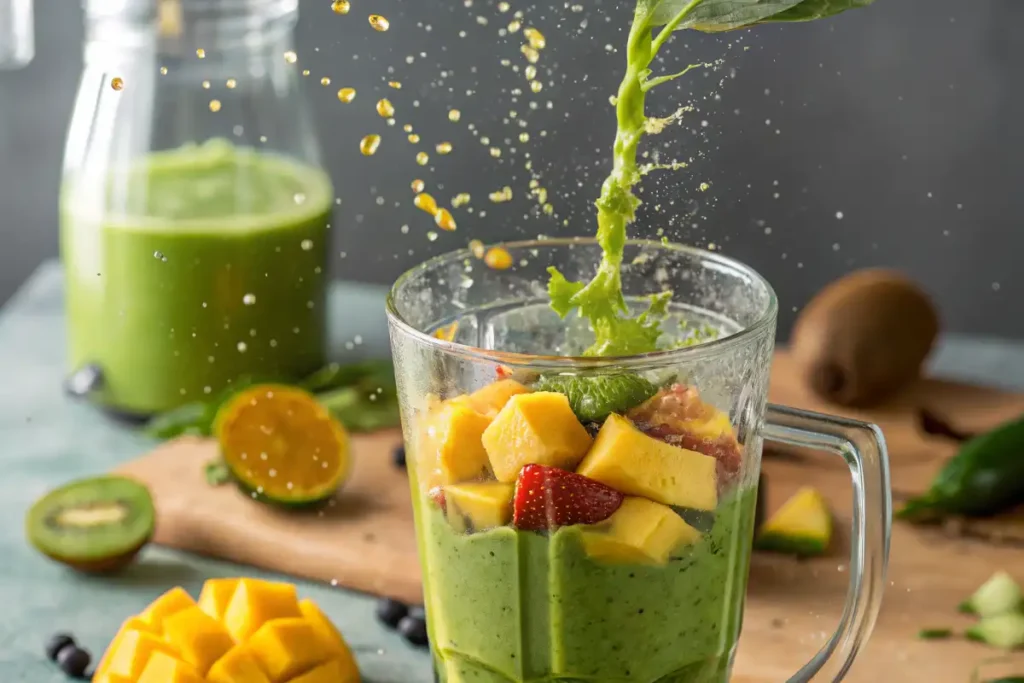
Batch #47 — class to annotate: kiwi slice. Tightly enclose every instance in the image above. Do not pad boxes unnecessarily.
[25,475,155,573]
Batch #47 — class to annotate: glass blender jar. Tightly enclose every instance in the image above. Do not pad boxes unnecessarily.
[52,0,332,417]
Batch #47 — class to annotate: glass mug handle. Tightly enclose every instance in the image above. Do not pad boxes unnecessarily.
[763,404,892,683]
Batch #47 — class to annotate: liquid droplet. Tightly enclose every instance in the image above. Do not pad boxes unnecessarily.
[320,76,331,86]
[485,247,513,270]
[435,208,457,232]
[331,0,350,14]
[243,294,256,305]
[414,193,438,215]
[369,14,390,31]
[226,78,237,89]
[448,109,462,122]
[436,142,453,155]
[360,135,381,156]
[408,133,421,144]
[376,98,395,118]
[283,50,298,64]
[416,151,429,166]
[209,99,222,112]
[237,342,248,353]
[301,239,314,251]
[196,48,206,58]
[469,239,485,259]
[411,179,425,193]
[337,87,356,103]
[111,77,124,91]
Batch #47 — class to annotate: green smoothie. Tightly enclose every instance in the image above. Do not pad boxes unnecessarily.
[61,139,333,415]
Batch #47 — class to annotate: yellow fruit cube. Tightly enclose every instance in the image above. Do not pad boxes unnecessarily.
[444,482,514,532]
[298,599,358,671]
[207,644,272,683]
[577,413,718,510]
[137,650,203,683]
[421,403,493,484]
[138,587,196,633]
[286,659,360,683]
[482,392,593,482]
[223,578,302,642]
[198,578,240,621]
[581,496,701,565]
[463,379,530,418]
[756,487,832,556]
[248,617,331,682]
[92,674,132,683]
[103,629,179,679]
[161,605,235,674]
[94,617,155,678]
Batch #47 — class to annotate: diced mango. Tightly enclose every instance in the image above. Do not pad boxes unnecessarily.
[92,674,132,683]
[421,403,493,484]
[298,599,359,675]
[161,606,235,674]
[445,482,515,532]
[581,496,701,565]
[248,617,331,682]
[286,659,360,683]
[207,645,272,683]
[223,579,302,643]
[103,629,179,680]
[463,380,530,418]
[198,578,240,621]
[137,650,204,683]
[577,413,718,510]
[138,587,196,633]
[94,617,155,678]
[482,392,593,482]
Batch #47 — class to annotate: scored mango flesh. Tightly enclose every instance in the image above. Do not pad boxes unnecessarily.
[215,385,350,505]
[94,578,359,683]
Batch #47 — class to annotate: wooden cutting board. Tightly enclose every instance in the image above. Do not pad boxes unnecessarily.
[114,350,1024,682]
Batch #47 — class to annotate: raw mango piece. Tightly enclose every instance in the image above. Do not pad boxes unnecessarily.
[103,629,179,679]
[464,379,530,418]
[207,645,272,683]
[434,404,493,483]
[482,392,593,482]
[138,587,196,633]
[287,659,359,683]
[755,487,832,556]
[299,599,360,676]
[94,617,156,677]
[161,606,235,674]
[137,650,203,683]
[199,578,240,621]
[577,413,718,510]
[223,578,302,642]
[248,617,331,682]
[93,674,133,683]
[445,482,515,533]
[581,496,701,565]
[960,571,1024,617]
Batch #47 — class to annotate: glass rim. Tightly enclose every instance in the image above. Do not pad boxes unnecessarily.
[385,237,779,371]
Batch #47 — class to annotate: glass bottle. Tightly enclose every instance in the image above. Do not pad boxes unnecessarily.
[60,0,333,417]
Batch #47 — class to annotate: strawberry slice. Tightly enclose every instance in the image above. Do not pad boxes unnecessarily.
[428,486,447,513]
[513,464,624,531]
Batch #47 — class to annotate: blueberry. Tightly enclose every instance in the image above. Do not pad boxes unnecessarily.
[375,597,408,629]
[56,645,90,679]
[45,633,75,661]
[392,444,407,469]
[397,611,429,647]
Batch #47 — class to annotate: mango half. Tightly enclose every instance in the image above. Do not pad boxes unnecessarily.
[94,578,359,683]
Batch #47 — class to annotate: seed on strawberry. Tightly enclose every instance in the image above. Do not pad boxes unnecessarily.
[513,464,624,531]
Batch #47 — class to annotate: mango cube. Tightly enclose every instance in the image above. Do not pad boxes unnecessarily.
[482,392,593,482]
[288,659,360,683]
[94,617,156,678]
[462,379,530,418]
[138,587,196,633]
[581,496,701,565]
[248,617,331,682]
[198,578,240,621]
[102,629,179,680]
[207,645,272,683]
[223,579,302,642]
[445,482,515,532]
[161,606,235,674]
[299,599,359,670]
[137,650,203,683]
[577,414,718,510]
[93,674,133,683]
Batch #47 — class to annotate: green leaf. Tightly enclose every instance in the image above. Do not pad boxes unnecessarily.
[534,374,658,423]
[917,628,953,640]
[299,359,395,394]
[204,459,231,486]
[767,0,877,22]
[318,386,401,433]
[649,0,875,32]
[144,401,209,440]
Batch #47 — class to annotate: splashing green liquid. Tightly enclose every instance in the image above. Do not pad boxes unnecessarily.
[547,0,879,357]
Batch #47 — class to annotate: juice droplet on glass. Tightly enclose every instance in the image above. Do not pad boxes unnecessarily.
[434,208,457,232]
[209,99,222,112]
[284,50,298,63]
[226,78,237,89]
[416,152,429,165]
[360,134,381,156]
[411,179,426,193]
[448,109,462,122]
[468,239,485,259]
[376,98,395,117]
[369,14,390,31]
[408,134,422,144]
[388,81,402,89]
[331,0,350,14]
[321,76,331,86]
[414,193,438,215]
[484,247,513,270]
[337,87,356,103]
[436,142,453,155]
[196,48,206,58]
[110,77,124,91]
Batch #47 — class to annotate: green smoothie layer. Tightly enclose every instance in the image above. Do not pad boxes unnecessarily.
[61,139,334,414]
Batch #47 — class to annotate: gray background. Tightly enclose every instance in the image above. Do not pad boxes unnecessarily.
[0,0,1021,340]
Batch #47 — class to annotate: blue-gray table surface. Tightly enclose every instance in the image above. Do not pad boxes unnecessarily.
[3,261,1024,682]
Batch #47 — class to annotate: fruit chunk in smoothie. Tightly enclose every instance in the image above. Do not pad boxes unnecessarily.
[581,495,702,565]
[445,482,515,533]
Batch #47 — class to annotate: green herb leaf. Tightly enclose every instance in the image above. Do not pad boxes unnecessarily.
[299,359,395,394]
[205,459,231,486]
[767,0,877,22]
[318,386,402,433]
[917,628,953,640]
[535,374,658,423]
[648,0,875,32]
[144,401,209,440]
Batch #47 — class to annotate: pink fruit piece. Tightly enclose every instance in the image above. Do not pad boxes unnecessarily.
[513,464,624,531]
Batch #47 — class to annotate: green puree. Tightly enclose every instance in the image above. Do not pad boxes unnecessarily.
[419,487,758,683]
[61,139,333,414]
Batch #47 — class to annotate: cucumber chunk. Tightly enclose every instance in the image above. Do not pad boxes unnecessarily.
[961,571,1024,618]
[966,613,1024,650]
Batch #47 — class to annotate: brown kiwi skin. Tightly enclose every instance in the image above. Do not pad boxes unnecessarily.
[38,537,151,574]
[791,269,940,408]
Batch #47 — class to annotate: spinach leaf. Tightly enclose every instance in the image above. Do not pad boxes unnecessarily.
[648,0,875,32]
[767,0,877,22]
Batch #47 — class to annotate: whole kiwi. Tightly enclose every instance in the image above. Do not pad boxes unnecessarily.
[791,269,940,408]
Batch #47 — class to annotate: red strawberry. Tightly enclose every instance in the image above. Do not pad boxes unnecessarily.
[428,486,447,513]
[513,464,624,531]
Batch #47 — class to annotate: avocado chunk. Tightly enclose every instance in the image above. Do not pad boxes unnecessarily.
[960,571,1024,617]
[576,413,718,510]
[482,392,593,482]
[581,496,702,566]
[25,475,155,573]
[445,482,515,533]
[966,613,1024,650]
[755,487,832,557]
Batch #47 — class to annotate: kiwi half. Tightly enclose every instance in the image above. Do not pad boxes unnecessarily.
[25,475,155,573]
